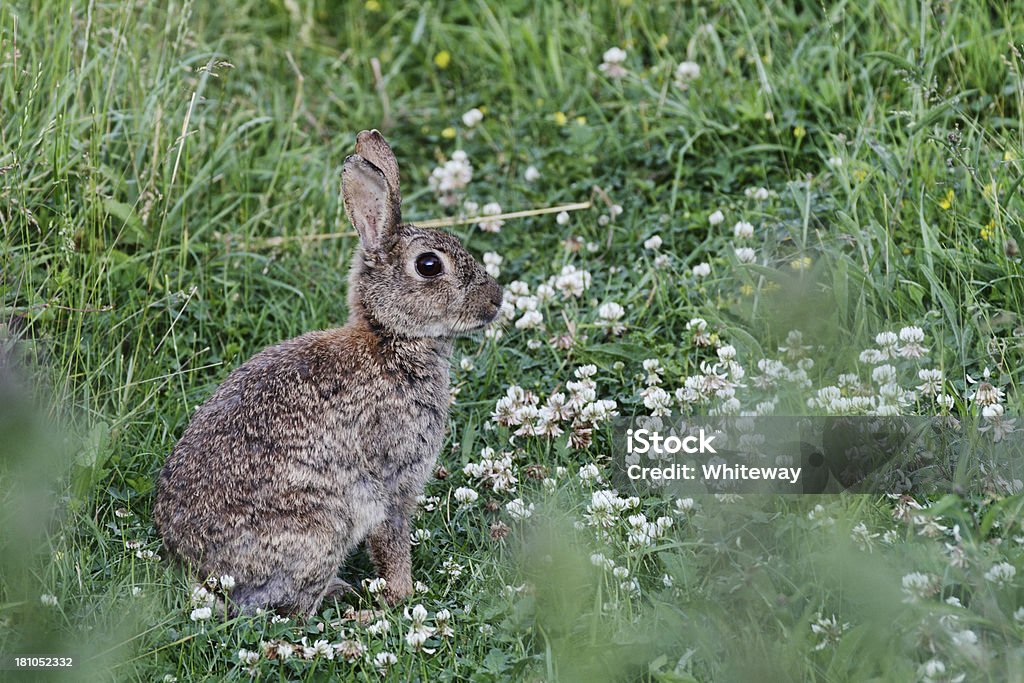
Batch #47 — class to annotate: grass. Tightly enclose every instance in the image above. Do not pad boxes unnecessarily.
[2,0,1024,680]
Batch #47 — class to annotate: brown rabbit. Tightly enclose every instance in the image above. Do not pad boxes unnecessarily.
[153,130,502,615]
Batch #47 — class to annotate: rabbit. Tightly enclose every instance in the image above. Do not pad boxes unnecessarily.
[153,130,503,615]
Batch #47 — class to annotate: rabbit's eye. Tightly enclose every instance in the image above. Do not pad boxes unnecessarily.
[415,252,444,277]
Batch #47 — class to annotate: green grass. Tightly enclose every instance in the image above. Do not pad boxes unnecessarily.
[2,0,1024,680]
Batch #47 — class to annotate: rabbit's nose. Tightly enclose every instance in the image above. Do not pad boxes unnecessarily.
[488,283,503,307]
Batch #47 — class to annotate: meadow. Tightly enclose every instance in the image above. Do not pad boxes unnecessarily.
[2,0,1024,680]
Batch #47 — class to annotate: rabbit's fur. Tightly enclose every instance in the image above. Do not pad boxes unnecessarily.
[153,130,502,615]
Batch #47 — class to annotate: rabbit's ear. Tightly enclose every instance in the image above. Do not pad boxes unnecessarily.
[343,154,398,253]
[355,130,401,197]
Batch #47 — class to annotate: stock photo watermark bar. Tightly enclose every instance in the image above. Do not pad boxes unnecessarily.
[609,416,1023,496]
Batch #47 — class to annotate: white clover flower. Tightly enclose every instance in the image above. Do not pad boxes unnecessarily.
[612,566,630,579]
[918,659,947,682]
[850,523,879,552]
[654,254,670,268]
[597,301,626,335]
[734,247,756,264]
[304,638,334,660]
[506,498,534,520]
[549,264,592,298]
[463,450,517,491]
[733,221,754,239]
[576,364,598,379]
[641,386,673,416]
[40,594,58,607]
[967,369,1005,407]
[411,528,432,544]
[951,629,977,648]
[189,606,212,621]
[477,202,504,233]
[406,603,428,624]
[461,107,483,127]
[897,325,927,358]
[859,349,885,364]
[334,639,366,663]
[515,310,544,330]
[366,619,391,636]
[642,358,663,375]
[874,331,899,357]
[871,364,897,385]
[984,561,1016,586]
[434,608,454,638]
[367,577,388,594]
[429,152,473,206]
[934,392,955,410]
[662,574,674,588]
[578,463,602,483]
[686,317,712,346]
[599,47,628,78]
[237,648,260,666]
[507,280,530,297]
[643,235,663,250]
[692,262,711,278]
[674,60,701,89]
[416,494,440,511]
[515,294,539,311]
[189,585,217,609]
[441,557,464,578]
[580,399,618,424]
[901,572,937,602]
[744,186,770,200]
[524,165,541,182]
[218,575,236,591]
[590,553,614,569]
[917,368,943,395]
[827,156,843,169]
[374,651,398,671]
[810,613,850,651]
[708,209,725,226]
[556,210,570,225]
[454,487,479,505]
[980,403,1016,442]
[482,251,502,278]
[675,498,696,513]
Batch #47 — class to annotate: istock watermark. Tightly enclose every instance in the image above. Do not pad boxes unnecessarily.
[608,416,1024,496]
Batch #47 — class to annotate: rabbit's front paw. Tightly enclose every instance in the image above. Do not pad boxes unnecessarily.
[323,577,355,600]
[382,576,413,606]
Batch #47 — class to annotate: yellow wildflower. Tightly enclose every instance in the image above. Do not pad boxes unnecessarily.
[938,189,954,210]
[790,256,812,271]
[433,51,451,69]
[553,111,568,126]
[441,127,456,139]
